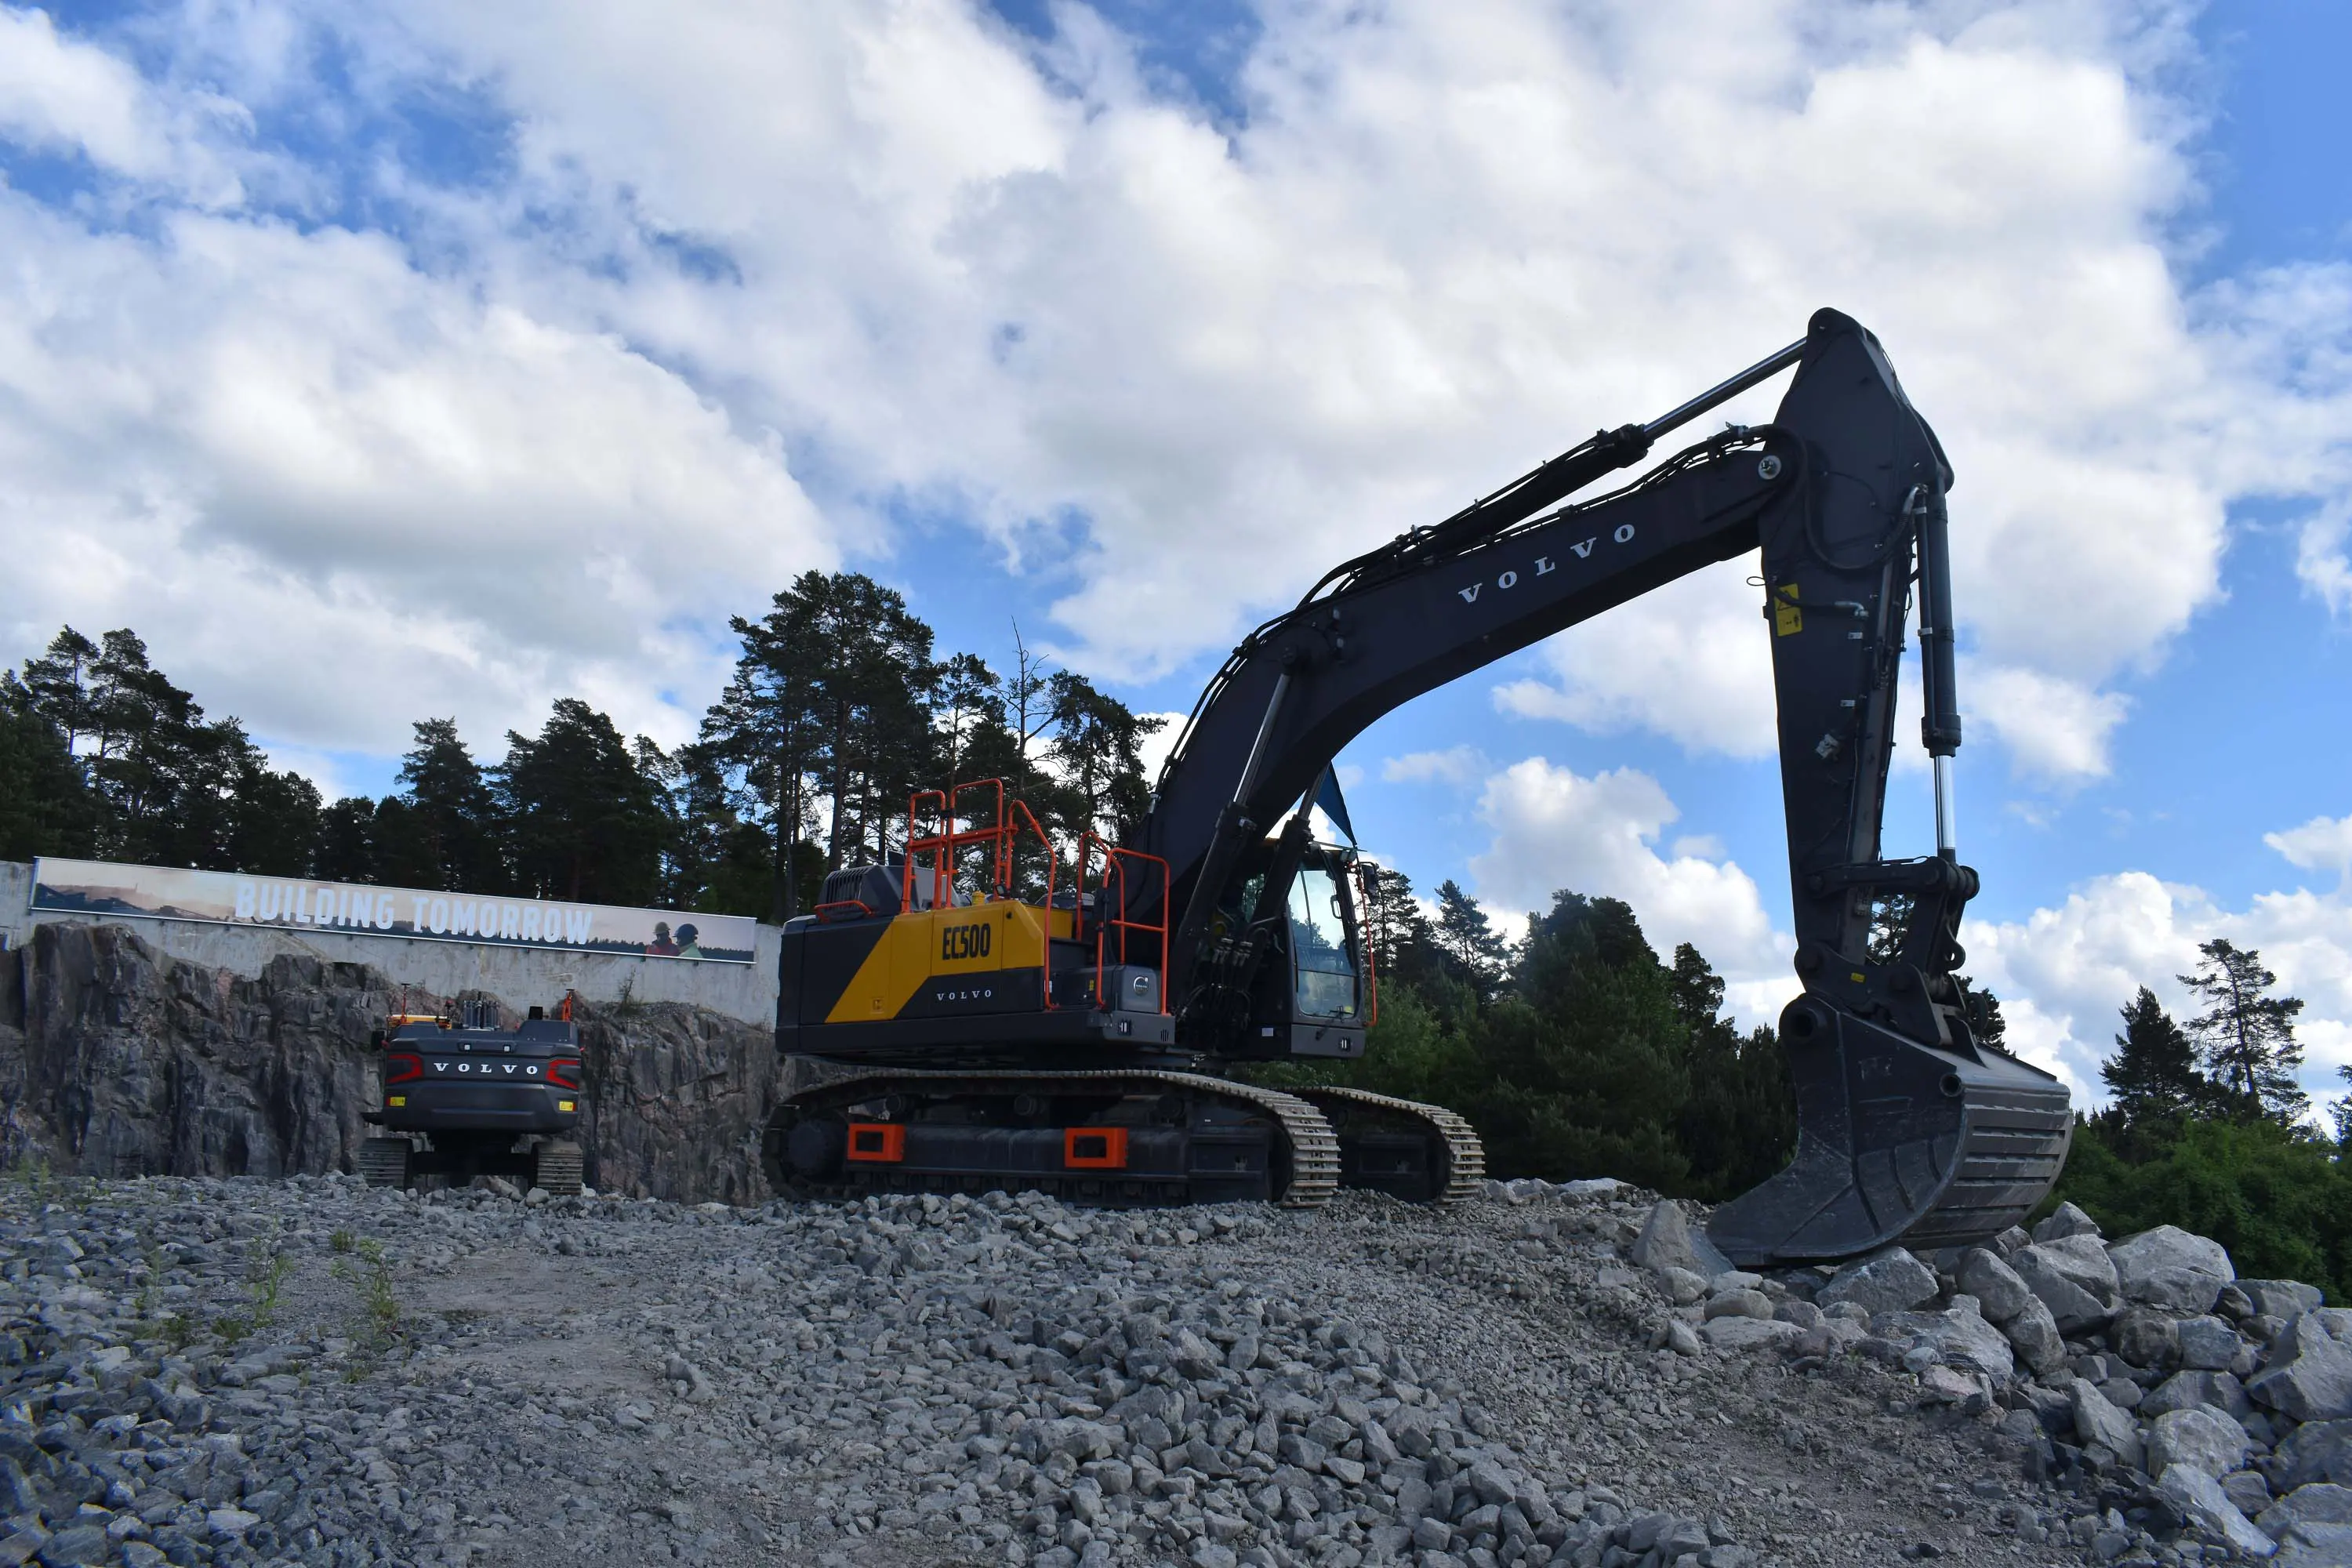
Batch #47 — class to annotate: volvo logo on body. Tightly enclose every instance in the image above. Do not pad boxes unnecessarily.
[1455,524,1638,604]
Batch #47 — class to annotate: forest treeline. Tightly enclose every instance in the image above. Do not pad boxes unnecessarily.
[1318,870,1803,1203]
[0,572,1160,913]
[2053,941,2352,1301]
[4,573,2349,1279]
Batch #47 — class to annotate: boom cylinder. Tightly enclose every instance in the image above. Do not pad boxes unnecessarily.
[1914,485,1962,858]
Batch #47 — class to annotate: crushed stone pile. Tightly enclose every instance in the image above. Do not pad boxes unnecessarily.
[1544,1170,2346,1567]
[0,1167,2321,1568]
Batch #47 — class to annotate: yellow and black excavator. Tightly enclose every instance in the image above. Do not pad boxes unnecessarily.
[763,309,2072,1267]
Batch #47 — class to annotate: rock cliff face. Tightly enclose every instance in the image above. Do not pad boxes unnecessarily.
[0,921,790,1203]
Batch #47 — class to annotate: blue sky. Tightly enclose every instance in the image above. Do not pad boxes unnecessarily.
[4,0,2352,1114]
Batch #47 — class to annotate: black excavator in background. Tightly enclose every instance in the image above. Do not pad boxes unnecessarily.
[360,997,587,1195]
[763,308,2073,1267]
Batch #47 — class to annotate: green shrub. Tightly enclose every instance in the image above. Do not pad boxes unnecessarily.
[2052,1116,2352,1302]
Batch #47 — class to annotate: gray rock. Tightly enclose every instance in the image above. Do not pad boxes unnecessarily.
[34,1526,110,1567]
[1701,1290,1774,1323]
[2278,1421,2352,1490]
[2148,1406,2251,1479]
[2032,1201,2103,1242]
[1882,1303,2016,1382]
[1955,1248,2031,1323]
[1658,1267,1708,1306]
[2108,1225,2234,1313]
[2112,1308,2182,1374]
[2243,1280,2326,1322]
[1632,1201,1733,1279]
[2012,1234,2122,1332]
[1700,1317,1805,1352]
[1664,1320,1703,1358]
[2069,1377,2143,1468]
[2259,1483,2352,1544]
[1816,1247,1939,1316]
[2154,1465,2274,1561]
[2000,1293,2068,1377]
[2179,1316,2244,1373]
[2250,1314,2352,1423]
[2142,1370,2255,1423]
[1773,1299,1823,1330]
[2223,1470,2276,1515]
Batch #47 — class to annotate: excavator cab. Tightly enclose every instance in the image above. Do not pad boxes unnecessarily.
[1198,840,1370,1062]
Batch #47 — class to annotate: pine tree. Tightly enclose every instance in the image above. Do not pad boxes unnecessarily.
[2179,939,2308,1125]
[314,797,382,883]
[2100,987,2205,1125]
[0,670,100,860]
[1045,671,1165,846]
[392,719,502,891]
[1955,975,2008,1050]
[1432,880,1507,993]
[2333,1064,2352,1149]
[496,699,669,905]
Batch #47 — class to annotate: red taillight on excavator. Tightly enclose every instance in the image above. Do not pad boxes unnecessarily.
[384,1054,423,1085]
[548,1059,582,1091]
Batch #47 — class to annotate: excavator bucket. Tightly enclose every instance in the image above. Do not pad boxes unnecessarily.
[1706,1002,2073,1267]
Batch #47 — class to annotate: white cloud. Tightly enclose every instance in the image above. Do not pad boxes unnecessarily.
[1968,663,2133,782]
[1381,746,1486,786]
[2267,814,2352,887]
[1,0,2350,786]
[1494,561,1777,758]
[1964,864,2352,1122]
[0,198,832,755]
[1466,757,1790,1004]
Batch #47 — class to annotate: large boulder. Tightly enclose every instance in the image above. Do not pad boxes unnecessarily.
[2033,1201,2103,1242]
[2154,1466,2274,1562]
[2142,1370,2255,1424]
[2178,1316,2245,1373]
[1816,1247,1939,1316]
[1631,1200,1733,1280]
[2242,1280,2326,1321]
[2258,1483,2352,1558]
[2250,1314,2352,1424]
[1955,1247,2032,1323]
[2107,1225,2234,1314]
[2001,1294,2068,1377]
[2112,1308,2182,1375]
[2013,1234,2122,1333]
[1883,1302,2016,1383]
[2147,1406,2251,1479]
[2070,1378,2144,1469]
[2278,1421,2352,1490]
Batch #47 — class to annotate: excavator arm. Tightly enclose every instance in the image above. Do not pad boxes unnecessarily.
[1135,308,2072,1264]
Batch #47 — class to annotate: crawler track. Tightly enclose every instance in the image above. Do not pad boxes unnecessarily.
[771,1068,1342,1207]
[1295,1085,1486,1203]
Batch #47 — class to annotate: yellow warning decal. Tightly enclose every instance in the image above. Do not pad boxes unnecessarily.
[1773,583,1803,637]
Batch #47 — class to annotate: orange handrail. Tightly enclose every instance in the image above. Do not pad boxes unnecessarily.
[901,779,1063,1010]
[1077,835,1171,1015]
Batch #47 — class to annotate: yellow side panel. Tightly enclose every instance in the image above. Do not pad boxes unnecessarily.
[822,901,1066,1024]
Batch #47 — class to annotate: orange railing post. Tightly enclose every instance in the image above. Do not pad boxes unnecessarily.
[1077,834,1171,1016]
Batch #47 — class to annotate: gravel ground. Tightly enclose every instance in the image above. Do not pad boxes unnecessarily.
[0,1174,2115,1568]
